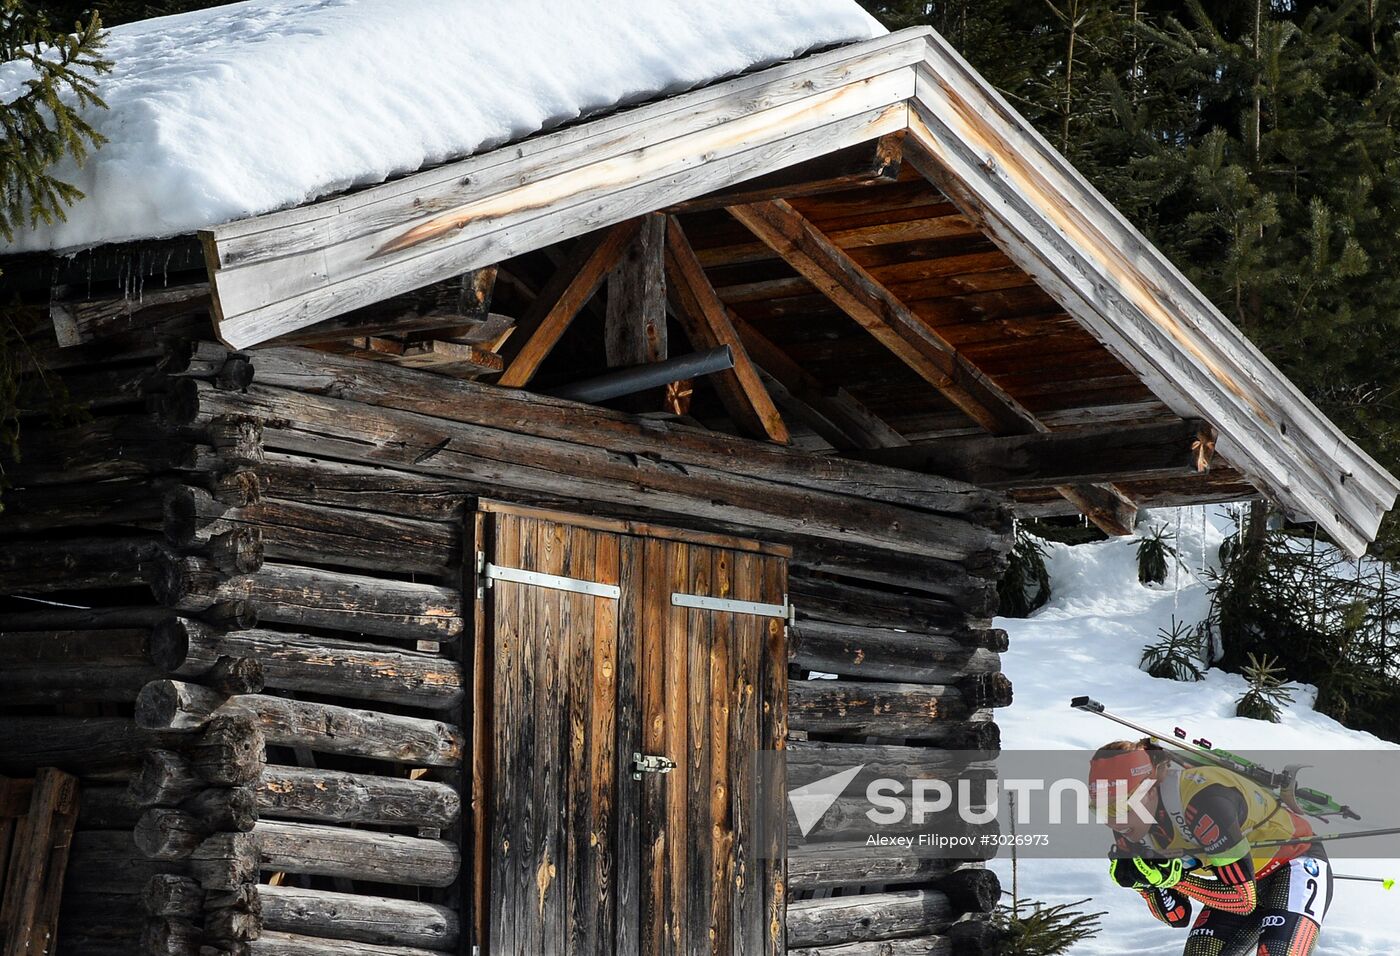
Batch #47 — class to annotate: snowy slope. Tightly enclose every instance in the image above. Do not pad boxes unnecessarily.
[0,0,884,253]
[989,507,1400,955]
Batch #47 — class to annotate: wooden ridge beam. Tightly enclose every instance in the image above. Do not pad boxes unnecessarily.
[497,220,641,387]
[861,419,1214,489]
[667,132,905,213]
[665,218,790,443]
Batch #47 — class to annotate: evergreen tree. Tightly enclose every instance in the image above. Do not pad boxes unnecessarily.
[0,2,110,481]
[0,2,110,241]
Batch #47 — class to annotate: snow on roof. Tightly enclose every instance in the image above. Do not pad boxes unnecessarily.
[0,0,884,254]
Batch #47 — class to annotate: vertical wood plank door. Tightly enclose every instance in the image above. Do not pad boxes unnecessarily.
[639,540,788,956]
[478,504,787,956]
[483,509,628,956]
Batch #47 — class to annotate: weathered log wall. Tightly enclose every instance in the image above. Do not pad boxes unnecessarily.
[1,332,1011,954]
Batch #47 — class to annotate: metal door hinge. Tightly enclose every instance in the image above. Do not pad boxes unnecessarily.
[485,562,621,599]
[631,752,677,780]
[671,592,790,618]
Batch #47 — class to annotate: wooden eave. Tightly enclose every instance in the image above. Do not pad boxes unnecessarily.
[175,27,1394,555]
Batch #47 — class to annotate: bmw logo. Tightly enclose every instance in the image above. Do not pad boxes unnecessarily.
[1303,858,1320,876]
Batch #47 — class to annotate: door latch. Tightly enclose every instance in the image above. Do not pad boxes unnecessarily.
[631,752,677,780]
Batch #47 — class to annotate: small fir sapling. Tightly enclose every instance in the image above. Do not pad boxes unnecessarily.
[1235,653,1295,722]
[996,792,1105,955]
[992,898,1106,955]
[998,525,1052,618]
[1140,617,1206,682]
[1136,524,1182,586]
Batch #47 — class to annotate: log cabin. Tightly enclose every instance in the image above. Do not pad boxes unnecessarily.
[1,10,1397,956]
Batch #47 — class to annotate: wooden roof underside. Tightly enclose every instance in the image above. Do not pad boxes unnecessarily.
[28,28,1396,554]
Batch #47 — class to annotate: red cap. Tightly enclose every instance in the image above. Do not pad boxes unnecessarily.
[1088,749,1154,803]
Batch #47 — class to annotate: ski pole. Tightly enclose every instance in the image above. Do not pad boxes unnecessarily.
[1338,875,1395,889]
[1247,825,1400,851]
[1180,856,1394,889]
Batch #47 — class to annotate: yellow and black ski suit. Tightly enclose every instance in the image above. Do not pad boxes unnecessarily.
[1116,765,1333,956]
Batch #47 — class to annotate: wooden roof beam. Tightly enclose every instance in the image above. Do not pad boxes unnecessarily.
[667,133,905,214]
[725,197,1146,535]
[860,419,1215,490]
[1053,483,1142,537]
[665,218,790,444]
[496,221,641,388]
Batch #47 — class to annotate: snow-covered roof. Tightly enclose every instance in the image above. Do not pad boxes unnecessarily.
[0,0,883,253]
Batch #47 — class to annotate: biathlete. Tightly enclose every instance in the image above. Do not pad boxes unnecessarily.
[1089,739,1333,955]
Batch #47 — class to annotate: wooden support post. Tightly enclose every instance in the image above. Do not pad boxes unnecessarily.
[497,220,642,387]
[665,218,790,443]
[605,213,668,368]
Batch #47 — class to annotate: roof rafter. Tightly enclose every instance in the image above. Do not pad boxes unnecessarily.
[665,219,790,444]
[496,220,640,388]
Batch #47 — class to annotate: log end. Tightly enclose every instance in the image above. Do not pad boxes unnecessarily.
[959,672,1013,709]
[150,618,195,672]
[935,866,1002,915]
[136,680,186,731]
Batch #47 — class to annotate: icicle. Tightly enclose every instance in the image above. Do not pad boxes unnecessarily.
[1172,507,1183,616]
[1199,506,1206,577]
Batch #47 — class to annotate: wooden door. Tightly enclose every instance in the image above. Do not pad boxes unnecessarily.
[475,504,787,956]
[639,538,787,956]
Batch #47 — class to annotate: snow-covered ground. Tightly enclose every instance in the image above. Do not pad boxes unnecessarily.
[0,0,883,253]
[989,506,1400,954]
